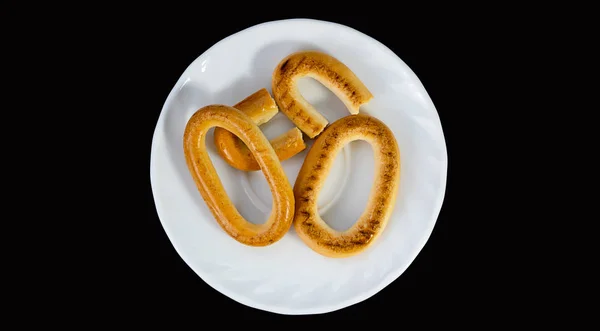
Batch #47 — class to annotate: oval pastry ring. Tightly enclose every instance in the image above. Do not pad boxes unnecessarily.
[183,105,295,247]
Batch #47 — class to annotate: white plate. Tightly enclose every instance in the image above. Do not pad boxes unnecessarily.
[150,18,447,315]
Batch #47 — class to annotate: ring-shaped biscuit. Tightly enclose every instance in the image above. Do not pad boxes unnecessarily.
[293,114,400,257]
[183,105,295,246]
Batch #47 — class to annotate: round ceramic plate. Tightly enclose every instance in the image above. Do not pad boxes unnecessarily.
[150,18,447,315]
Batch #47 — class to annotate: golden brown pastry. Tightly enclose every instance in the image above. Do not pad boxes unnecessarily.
[214,88,306,171]
[183,105,295,246]
[272,51,374,138]
[293,114,400,257]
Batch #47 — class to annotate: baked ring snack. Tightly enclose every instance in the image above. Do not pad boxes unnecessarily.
[214,88,306,171]
[272,50,374,138]
[293,114,400,257]
[183,105,295,246]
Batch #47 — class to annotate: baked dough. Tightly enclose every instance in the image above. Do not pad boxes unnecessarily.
[214,88,305,171]
[272,50,373,138]
[183,105,295,246]
[293,114,400,257]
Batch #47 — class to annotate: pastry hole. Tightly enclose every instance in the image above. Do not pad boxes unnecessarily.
[320,140,375,232]
[296,76,350,123]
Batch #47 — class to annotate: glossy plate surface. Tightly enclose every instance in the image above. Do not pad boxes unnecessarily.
[150,18,447,315]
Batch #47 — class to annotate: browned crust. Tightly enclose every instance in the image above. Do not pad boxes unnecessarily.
[183,105,295,246]
[272,51,374,139]
[293,114,400,257]
[214,88,306,171]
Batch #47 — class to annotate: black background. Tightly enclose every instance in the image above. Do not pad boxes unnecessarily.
[3,4,571,323]
[137,15,466,320]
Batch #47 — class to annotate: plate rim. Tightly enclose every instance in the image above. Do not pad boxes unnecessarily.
[150,18,448,315]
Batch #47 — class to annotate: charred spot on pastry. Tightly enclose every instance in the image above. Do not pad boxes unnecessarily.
[300,210,310,217]
[306,186,313,191]
[319,153,326,159]
[314,163,322,170]
[309,175,317,181]
[300,196,311,202]
[324,241,343,248]
[351,238,368,245]
[280,59,290,71]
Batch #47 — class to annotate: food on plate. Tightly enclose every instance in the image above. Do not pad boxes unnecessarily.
[272,50,373,138]
[292,114,400,258]
[182,49,400,254]
[183,105,295,246]
[214,88,306,171]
